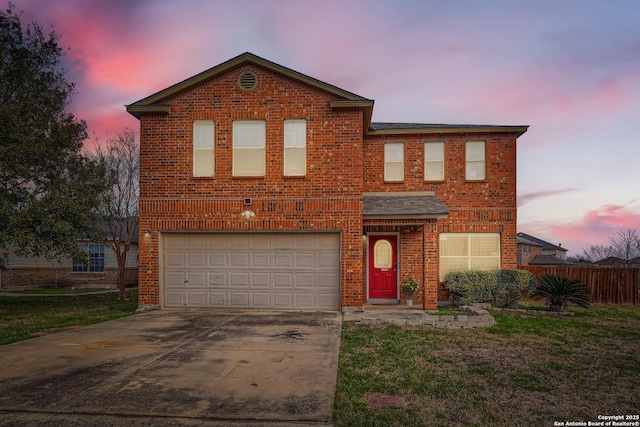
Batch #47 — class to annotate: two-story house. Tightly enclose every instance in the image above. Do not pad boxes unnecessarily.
[127,52,527,311]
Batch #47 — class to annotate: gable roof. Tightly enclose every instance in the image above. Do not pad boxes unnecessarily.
[126,52,374,125]
[517,232,567,252]
[126,52,528,138]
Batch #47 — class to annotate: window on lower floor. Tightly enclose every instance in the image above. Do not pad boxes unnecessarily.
[439,233,500,280]
[72,243,105,272]
[233,120,266,176]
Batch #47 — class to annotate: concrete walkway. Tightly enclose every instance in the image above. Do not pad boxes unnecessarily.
[0,310,342,426]
[343,304,497,328]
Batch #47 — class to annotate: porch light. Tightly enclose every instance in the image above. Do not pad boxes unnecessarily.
[143,230,152,242]
[362,234,367,243]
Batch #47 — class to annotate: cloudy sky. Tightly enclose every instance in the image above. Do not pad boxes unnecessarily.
[8,0,640,256]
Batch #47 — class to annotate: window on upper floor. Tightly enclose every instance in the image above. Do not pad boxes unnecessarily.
[439,233,500,281]
[72,243,105,273]
[424,142,445,181]
[233,120,266,177]
[384,142,404,182]
[284,119,306,176]
[466,141,485,181]
[193,121,215,177]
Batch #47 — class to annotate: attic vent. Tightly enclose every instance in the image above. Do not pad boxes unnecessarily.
[238,71,258,91]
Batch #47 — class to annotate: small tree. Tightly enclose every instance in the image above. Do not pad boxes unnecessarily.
[93,130,139,300]
[533,274,589,312]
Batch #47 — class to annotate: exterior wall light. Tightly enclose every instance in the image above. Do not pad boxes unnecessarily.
[241,210,255,221]
[143,230,152,242]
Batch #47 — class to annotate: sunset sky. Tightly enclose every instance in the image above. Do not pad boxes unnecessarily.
[8,0,640,256]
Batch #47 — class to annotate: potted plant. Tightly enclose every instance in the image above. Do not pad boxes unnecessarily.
[400,275,420,306]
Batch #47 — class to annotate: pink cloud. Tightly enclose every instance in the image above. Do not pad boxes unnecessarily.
[551,204,640,247]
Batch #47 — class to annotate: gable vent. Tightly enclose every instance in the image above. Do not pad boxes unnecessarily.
[238,71,258,91]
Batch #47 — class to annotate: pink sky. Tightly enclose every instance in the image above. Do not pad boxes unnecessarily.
[9,0,640,256]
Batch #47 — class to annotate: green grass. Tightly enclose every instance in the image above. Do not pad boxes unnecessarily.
[0,290,138,345]
[334,305,640,426]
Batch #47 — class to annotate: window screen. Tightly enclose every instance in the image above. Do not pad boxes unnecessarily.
[284,119,306,176]
[233,121,266,176]
[439,233,500,280]
[384,143,404,182]
[425,142,444,181]
[466,141,485,180]
[193,121,214,177]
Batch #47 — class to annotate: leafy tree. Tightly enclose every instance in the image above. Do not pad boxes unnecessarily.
[0,5,109,261]
[91,130,139,300]
[533,274,589,312]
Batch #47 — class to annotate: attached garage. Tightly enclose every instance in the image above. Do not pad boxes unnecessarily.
[162,232,341,310]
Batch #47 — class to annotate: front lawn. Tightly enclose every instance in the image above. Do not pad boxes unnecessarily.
[334,305,640,426]
[0,290,138,345]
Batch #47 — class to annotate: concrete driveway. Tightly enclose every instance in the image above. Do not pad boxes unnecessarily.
[0,310,342,426]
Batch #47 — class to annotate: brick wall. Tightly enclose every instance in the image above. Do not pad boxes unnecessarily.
[364,132,518,306]
[137,65,366,307]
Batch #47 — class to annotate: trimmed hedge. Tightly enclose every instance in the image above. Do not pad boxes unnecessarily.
[444,269,536,307]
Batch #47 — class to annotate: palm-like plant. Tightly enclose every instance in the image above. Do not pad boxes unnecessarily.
[533,274,590,311]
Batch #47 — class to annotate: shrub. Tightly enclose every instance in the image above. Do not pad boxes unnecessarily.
[444,269,536,307]
[533,274,590,311]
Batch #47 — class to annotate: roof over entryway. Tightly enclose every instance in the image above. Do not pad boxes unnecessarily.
[363,192,449,220]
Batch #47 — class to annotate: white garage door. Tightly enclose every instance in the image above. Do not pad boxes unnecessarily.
[162,232,340,310]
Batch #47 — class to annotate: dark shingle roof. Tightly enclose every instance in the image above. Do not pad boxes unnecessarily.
[528,254,572,265]
[517,232,567,252]
[363,192,449,217]
[369,122,528,136]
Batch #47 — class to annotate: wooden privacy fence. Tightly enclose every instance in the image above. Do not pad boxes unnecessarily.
[519,266,640,305]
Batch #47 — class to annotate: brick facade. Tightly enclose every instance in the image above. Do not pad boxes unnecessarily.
[128,53,526,311]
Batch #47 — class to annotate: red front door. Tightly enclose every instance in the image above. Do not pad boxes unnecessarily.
[368,235,398,299]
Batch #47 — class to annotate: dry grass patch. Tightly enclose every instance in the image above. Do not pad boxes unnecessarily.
[334,305,640,426]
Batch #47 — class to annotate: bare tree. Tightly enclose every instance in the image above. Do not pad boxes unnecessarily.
[582,244,618,263]
[582,228,640,267]
[93,129,139,299]
[610,228,640,267]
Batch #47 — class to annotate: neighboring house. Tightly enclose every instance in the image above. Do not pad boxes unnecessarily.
[126,52,528,311]
[517,232,568,266]
[0,237,138,290]
[595,256,640,267]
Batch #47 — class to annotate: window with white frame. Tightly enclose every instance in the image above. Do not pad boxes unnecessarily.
[193,121,214,177]
[72,243,105,273]
[439,233,500,281]
[233,120,266,176]
[284,119,306,176]
[384,142,404,181]
[424,142,444,181]
[466,141,485,180]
